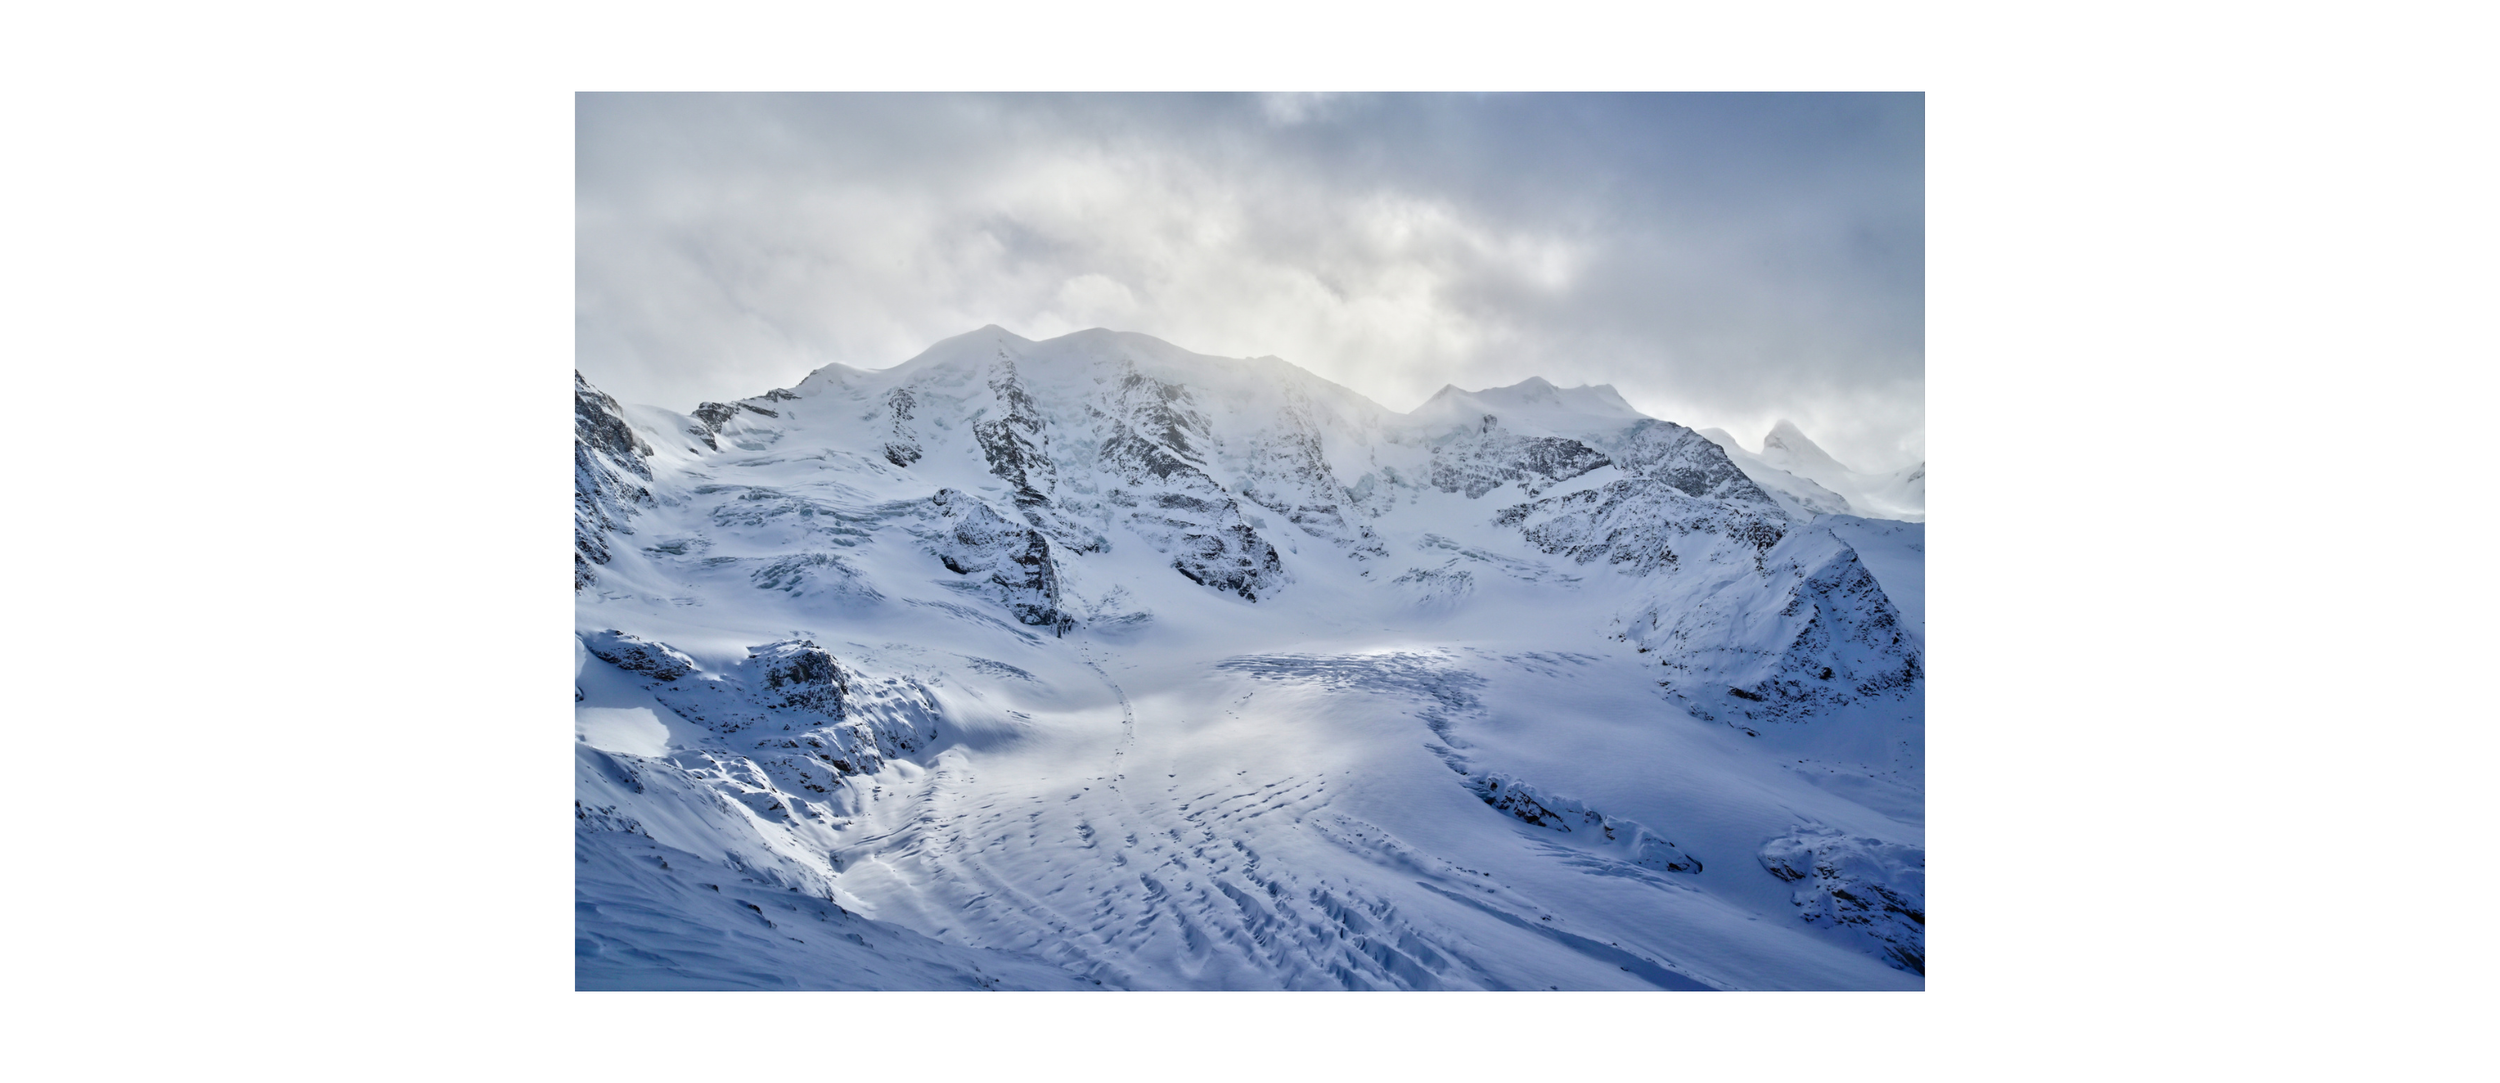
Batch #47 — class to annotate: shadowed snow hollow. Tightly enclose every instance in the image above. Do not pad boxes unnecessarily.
[577,326,1924,990]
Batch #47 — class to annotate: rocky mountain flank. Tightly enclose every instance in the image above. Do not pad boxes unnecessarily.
[574,327,1926,989]
[575,328,1916,728]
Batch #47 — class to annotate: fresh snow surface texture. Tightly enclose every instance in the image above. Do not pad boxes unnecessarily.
[577,326,1925,990]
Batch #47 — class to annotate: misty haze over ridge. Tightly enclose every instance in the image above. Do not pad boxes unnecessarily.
[575,321,1925,990]
[706,322,1927,515]
[576,93,1923,470]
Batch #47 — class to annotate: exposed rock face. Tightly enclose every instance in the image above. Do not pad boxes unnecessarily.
[1602,525,1920,732]
[973,359,1057,505]
[588,337,1915,727]
[745,639,851,717]
[1124,487,1283,602]
[1427,415,1613,499]
[882,387,923,468]
[1698,536,1912,724]
[1759,827,1925,974]
[1110,368,1210,462]
[1088,370,1287,602]
[581,630,937,789]
[689,399,783,452]
[1464,772,1702,874]
[691,401,740,433]
[576,372,653,590]
[925,488,1073,633]
[576,329,1925,991]
[1231,381,1387,558]
[1603,419,1782,510]
[581,628,695,682]
[1493,455,1916,732]
[1509,478,1785,574]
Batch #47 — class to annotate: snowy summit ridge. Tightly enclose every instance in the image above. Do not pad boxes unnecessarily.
[1410,375,1647,438]
[1701,419,1924,523]
[576,326,1924,991]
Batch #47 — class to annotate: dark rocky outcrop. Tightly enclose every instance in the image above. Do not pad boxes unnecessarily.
[1464,771,1702,874]
[1501,466,1917,730]
[1089,371,1287,602]
[746,639,851,717]
[882,387,923,468]
[580,631,944,799]
[576,372,653,590]
[1603,419,1783,512]
[1759,827,1925,974]
[1095,438,1286,602]
[689,399,782,452]
[1427,416,1613,499]
[925,488,1073,633]
[972,361,1056,504]
[582,628,695,681]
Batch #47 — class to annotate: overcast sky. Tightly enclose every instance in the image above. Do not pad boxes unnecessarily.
[578,93,1922,469]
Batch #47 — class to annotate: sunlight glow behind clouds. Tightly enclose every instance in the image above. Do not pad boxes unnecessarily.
[578,93,1923,469]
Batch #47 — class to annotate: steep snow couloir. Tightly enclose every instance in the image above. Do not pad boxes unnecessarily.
[576,326,1925,990]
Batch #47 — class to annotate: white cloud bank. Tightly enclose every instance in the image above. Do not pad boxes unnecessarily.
[578,93,1923,469]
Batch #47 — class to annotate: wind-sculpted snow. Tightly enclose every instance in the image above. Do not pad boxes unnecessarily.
[1759,826,1925,974]
[1228,381,1388,559]
[575,821,1099,990]
[1409,533,1578,585]
[746,552,882,600]
[577,327,1924,990]
[698,483,883,547]
[1218,652,1704,879]
[1390,565,1476,609]
[1216,651,1486,739]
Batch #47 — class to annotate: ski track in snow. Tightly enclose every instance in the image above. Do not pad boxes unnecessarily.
[576,327,1924,990]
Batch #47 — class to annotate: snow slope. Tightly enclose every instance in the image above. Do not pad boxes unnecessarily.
[1702,421,1925,522]
[576,326,1925,990]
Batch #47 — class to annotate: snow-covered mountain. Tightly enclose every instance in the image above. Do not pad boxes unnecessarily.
[576,326,1925,990]
[1701,420,1925,523]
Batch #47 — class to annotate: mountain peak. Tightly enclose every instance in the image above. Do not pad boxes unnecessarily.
[1760,419,1844,470]
[577,321,1927,990]
[1408,377,1647,439]
[1763,418,1814,450]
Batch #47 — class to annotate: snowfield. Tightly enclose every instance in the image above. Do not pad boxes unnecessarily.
[577,326,1925,990]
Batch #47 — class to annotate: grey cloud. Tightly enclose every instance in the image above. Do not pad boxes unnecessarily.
[577,92,1923,469]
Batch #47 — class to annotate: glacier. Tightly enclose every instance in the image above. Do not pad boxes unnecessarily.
[576,325,1924,990]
